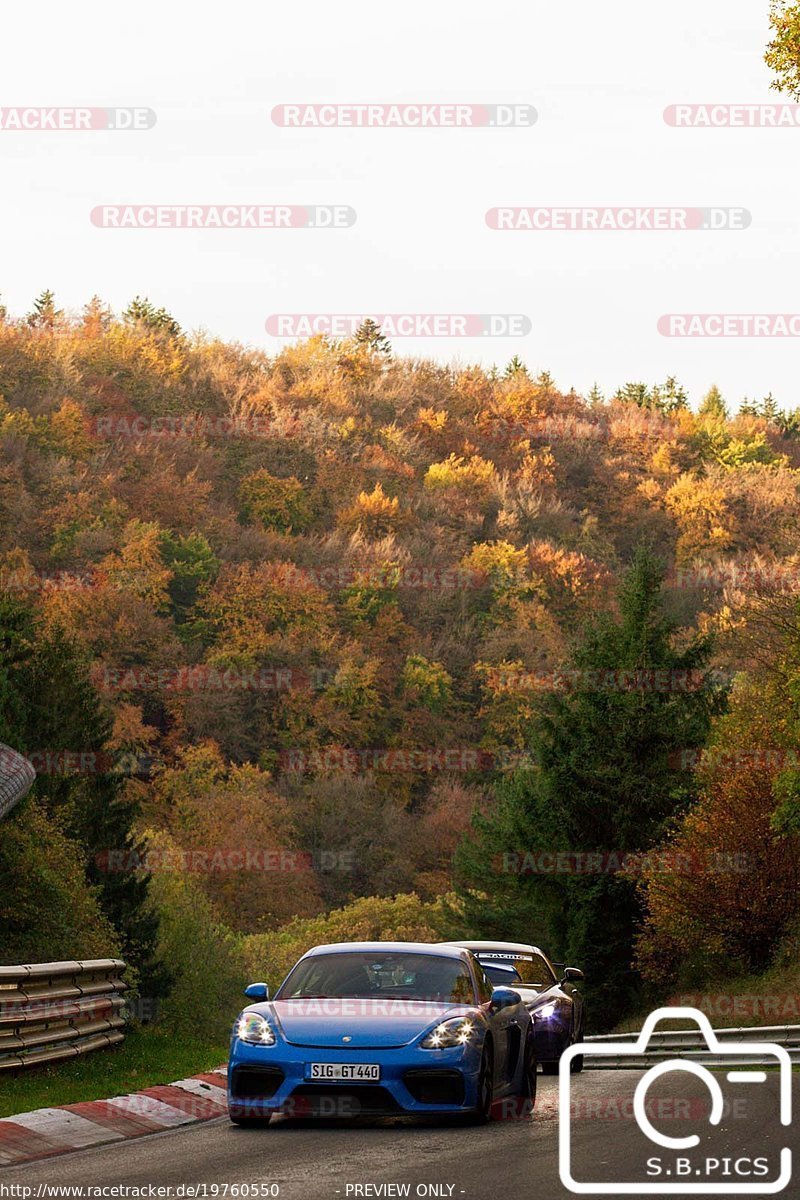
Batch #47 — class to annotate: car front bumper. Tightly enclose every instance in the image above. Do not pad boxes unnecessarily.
[531,1010,571,1061]
[228,1038,484,1118]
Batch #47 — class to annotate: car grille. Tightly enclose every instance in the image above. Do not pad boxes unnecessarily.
[285,1085,402,1116]
[403,1069,465,1106]
[229,1066,285,1100]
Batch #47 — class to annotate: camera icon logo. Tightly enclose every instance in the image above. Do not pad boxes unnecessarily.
[559,1006,793,1194]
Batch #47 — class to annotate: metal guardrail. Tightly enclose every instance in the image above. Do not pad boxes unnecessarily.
[584,1024,800,1068]
[0,960,128,1070]
[0,744,36,822]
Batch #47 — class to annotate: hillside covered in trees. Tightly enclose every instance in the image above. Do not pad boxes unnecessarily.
[1,294,799,1025]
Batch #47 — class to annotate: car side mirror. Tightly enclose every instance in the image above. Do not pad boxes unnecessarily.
[244,982,269,1000]
[490,986,522,1011]
[562,967,584,983]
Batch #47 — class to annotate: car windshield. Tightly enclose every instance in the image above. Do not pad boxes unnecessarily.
[276,952,476,1003]
[478,953,555,989]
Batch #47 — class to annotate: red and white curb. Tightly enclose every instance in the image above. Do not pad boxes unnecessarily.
[0,1070,228,1166]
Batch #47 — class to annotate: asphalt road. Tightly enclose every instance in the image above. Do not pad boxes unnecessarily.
[4,1071,797,1199]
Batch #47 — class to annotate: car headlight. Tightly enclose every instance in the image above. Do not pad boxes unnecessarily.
[421,1017,478,1049]
[535,1002,557,1019]
[236,1012,276,1045]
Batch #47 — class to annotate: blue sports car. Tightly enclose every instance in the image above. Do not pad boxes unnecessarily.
[228,941,536,1124]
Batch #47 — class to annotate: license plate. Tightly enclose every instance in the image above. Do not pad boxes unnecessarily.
[307,1063,380,1081]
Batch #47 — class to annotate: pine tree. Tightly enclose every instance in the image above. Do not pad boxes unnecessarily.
[658,376,689,414]
[27,290,63,329]
[353,318,392,357]
[0,595,33,744]
[616,381,650,407]
[698,385,727,420]
[123,296,182,339]
[503,355,529,379]
[0,602,168,996]
[22,623,169,995]
[454,549,723,1027]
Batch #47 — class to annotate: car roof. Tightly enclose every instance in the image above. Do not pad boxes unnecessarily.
[304,941,470,960]
[441,940,546,957]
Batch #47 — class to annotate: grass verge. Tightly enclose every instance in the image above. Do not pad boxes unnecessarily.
[0,1026,229,1119]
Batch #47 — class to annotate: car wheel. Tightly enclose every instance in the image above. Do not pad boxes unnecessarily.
[471,1042,494,1123]
[517,1035,537,1115]
[540,1061,559,1075]
[570,1023,585,1074]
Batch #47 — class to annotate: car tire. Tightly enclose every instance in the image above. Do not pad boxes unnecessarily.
[570,1023,585,1074]
[517,1035,537,1115]
[540,1061,559,1075]
[470,1042,494,1124]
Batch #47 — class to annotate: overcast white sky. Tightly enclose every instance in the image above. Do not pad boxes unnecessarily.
[2,0,798,410]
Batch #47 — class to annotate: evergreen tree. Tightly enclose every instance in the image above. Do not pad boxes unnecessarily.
[455,549,723,1027]
[123,296,182,339]
[616,381,651,407]
[655,376,689,414]
[22,623,168,995]
[503,355,529,379]
[26,290,62,329]
[159,531,220,624]
[0,600,167,995]
[353,318,392,357]
[0,595,32,744]
[776,406,800,439]
[698,385,727,420]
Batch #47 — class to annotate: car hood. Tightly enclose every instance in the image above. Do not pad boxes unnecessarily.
[264,999,472,1048]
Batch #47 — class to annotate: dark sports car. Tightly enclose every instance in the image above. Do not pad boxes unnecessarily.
[441,941,585,1074]
[228,941,537,1124]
